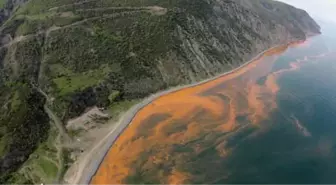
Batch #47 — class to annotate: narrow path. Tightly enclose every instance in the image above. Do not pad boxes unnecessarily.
[0,15,115,48]
[36,85,71,141]
[0,34,34,48]
[42,156,59,168]
[33,84,71,183]
[75,5,167,13]
[42,102,69,184]
[48,0,97,11]
[54,133,65,183]
[43,105,71,141]
[0,5,166,48]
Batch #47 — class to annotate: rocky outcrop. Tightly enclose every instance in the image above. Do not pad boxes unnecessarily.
[40,0,320,119]
[0,0,27,26]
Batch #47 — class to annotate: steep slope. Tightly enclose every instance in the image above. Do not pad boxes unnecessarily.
[0,0,28,25]
[0,0,320,183]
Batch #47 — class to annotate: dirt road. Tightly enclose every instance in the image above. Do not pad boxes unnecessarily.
[66,43,289,185]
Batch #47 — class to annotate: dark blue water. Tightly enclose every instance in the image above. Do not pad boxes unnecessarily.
[91,21,336,184]
[215,25,336,183]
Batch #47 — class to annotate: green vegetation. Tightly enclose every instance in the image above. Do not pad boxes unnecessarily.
[0,135,8,157]
[0,0,6,8]
[15,18,49,35]
[0,0,320,183]
[16,0,79,15]
[62,147,76,179]
[0,84,50,183]
[52,65,111,96]
[15,126,60,184]
[108,100,140,118]
[15,13,82,36]
[108,90,120,102]
[10,90,21,110]
[37,158,58,179]
[5,172,32,184]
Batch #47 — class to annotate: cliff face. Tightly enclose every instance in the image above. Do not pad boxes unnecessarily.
[156,0,320,85]
[0,0,320,183]
[0,0,28,25]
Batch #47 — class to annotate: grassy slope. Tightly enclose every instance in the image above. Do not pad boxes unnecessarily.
[0,0,187,183]
[0,0,319,183]
[0,83,49,183]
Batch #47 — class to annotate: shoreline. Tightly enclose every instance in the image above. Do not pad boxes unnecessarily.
[70,40,305,184]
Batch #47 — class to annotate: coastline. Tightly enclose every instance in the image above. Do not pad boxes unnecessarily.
[69,39,306,185]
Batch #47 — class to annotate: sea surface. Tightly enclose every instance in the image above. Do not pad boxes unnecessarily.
[91,26,336,184]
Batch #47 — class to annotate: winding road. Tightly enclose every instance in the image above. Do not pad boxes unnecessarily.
[34,86,71,183]
[0,6,166,49]
[67,43,292,185]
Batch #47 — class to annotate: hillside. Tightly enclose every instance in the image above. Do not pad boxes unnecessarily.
[0,0,320,183]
